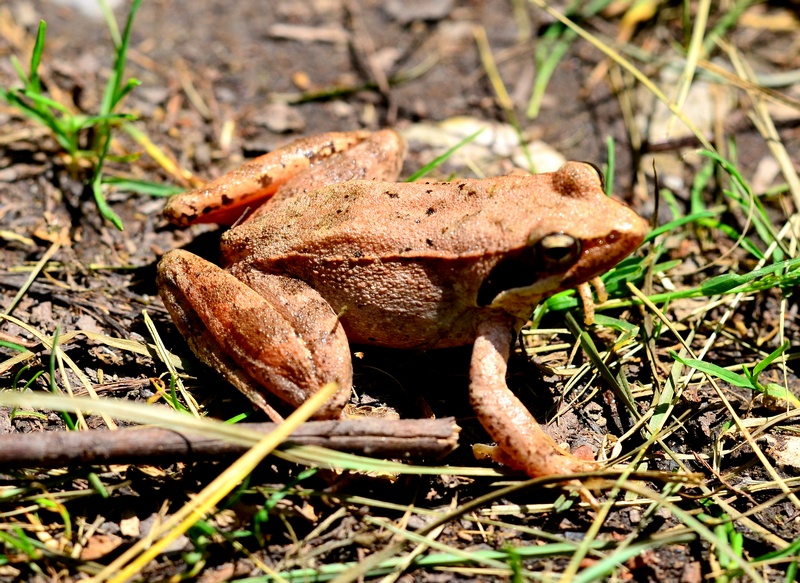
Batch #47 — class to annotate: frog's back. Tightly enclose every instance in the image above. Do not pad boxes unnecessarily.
[221,176,557,266]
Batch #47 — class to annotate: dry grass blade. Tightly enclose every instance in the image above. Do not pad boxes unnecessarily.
[0,390,487,476]
[666,0,710,137]
[82,330,188,370]
[0,313,116,428]
[372,498,455,583]
[472,24,535,170]
[725,45,800,212]
[619,481,764,582]
[696,57,800,112]
[366,514,527,577]
[91,382,341,583]
[528,0,714,151]
[3,227,67,317]
[122,123,200,187]
[141,309,200,416]
[273,444,501,476]
[0,326,188,378]
[473,25,514,117]
[627,283,800,513]
[0,391,263,445]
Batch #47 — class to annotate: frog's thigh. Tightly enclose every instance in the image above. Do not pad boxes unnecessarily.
[230,265,355,399]
[157,250,351,419]
[155,276,280,420]
[469,314,596,477]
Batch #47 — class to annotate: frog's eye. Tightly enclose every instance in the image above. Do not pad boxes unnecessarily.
[538,233,581,267]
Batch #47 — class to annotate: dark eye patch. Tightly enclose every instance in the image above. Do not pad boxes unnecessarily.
[476,233,581,306]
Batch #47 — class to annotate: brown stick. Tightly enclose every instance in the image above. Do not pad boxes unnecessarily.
[0,418,460,468]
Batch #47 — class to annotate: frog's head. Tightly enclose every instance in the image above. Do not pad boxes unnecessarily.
[477,162,648,319]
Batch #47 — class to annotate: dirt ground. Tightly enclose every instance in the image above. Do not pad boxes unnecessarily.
[1,1,800,581]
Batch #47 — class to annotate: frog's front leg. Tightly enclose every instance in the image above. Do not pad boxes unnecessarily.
[157,249,352,420]
[470,314,597,477]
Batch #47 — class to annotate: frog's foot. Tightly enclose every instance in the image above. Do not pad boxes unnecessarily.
[157,249,352,419]
[469,314,598,478]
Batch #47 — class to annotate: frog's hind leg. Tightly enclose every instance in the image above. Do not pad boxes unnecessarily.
[469,313,598,478]
[260,128,407,211]
[158,304,286,422]
[157,249,352,420]
[163,131,373,226]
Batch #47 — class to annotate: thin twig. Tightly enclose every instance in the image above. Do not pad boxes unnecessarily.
[0,418,460,468]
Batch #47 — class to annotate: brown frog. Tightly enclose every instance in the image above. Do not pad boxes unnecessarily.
[157,129,648,477]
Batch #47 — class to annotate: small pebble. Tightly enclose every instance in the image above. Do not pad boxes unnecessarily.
[253,103,306,133]
[384,0,454,23]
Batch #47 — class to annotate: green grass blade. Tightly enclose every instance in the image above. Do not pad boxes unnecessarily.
[698,217,766,260]
[0,528,39,559]
[77,112,137,129]
[115,78,142,105]
[102,176,184,197]
[644,210,719,242]
[20,89,73,115]
[92,181,124,231]
[92,134,124,230]
[406,128,484,182]
[689,159,715,215]
[27,21,47,93]
[700,256,800,294]
[48,326,76,430]
[752,339,790,379]
[97,0,121,46]
[1,93,67,149]
[699,150,783,251]
[671,352,752,388]
[604,136,615,197]
[8,55,28,85]
[0,340,28,353]
[703,0,756,55]
[527,22,575,118]
[100,0,142,114]
[573,534,693,583]
[738,535,800,580]
[526,0,612,118]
